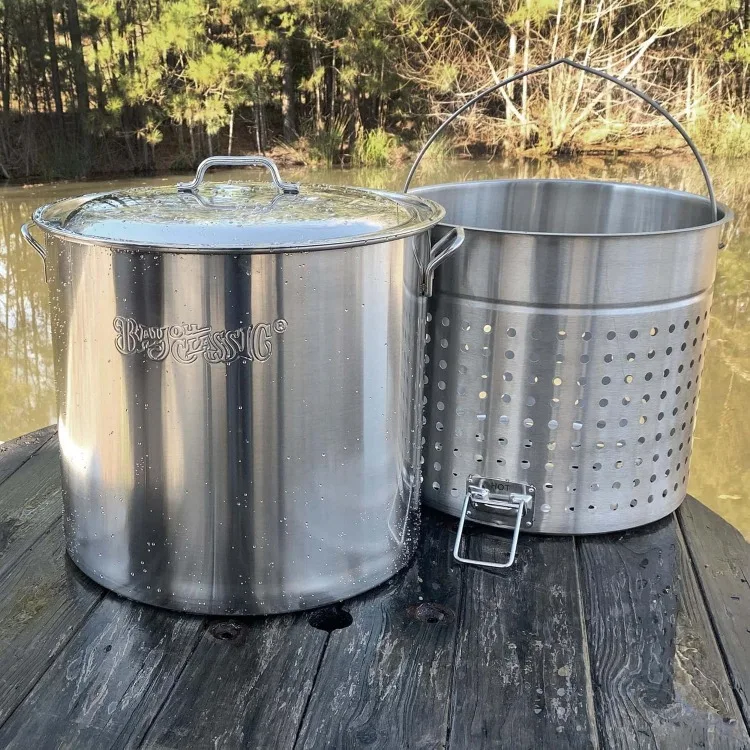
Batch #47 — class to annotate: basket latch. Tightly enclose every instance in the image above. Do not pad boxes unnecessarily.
[453,475,535,569]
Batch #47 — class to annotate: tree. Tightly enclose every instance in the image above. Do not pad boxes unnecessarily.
[66,0,89,117]
[44,0,64,120]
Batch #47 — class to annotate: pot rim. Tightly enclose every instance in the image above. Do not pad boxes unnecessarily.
[412,178,733,239]
[31,186,446,254]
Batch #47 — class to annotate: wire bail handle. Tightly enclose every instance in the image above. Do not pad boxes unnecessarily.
[403,58,717,223]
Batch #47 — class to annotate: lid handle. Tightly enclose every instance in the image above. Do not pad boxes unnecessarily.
[404,58,717,223]
[178,156,300,195]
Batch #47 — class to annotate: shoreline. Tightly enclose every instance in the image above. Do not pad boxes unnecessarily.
[0,141,697,189]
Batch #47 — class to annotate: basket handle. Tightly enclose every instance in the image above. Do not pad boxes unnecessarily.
[403,58,717,223]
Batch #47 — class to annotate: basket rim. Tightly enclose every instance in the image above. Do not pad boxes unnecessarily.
[412,178,733,240]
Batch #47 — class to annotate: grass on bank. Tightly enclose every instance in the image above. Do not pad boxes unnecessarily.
[303,111,750,168]
[691,113,750,159]
[351,128,398,167]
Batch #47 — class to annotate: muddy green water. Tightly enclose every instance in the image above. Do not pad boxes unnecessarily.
[2,156,748,536]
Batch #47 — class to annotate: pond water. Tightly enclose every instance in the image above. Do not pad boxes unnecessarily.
[1,155,748,537]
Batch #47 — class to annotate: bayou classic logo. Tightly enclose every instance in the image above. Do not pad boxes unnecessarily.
[113,316,288,364]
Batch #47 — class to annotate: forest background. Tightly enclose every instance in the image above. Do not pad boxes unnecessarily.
[1,0,749,180]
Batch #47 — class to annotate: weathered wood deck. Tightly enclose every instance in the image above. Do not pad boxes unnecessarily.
[0,426,748,749]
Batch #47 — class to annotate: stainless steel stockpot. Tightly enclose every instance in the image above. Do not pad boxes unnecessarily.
[22,155,463,615]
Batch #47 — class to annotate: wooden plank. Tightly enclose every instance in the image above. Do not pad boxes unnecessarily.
[140,613,328,749]
[0,425,55,487]
[0,521,103,725]
[0,592,205,750]
[679,496,750,729]
[0,435,63,576]
[448,528,596,749]
[295,511,462,750]
[578,514,750,750]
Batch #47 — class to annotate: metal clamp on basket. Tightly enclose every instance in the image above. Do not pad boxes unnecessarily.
[453,476,535,569]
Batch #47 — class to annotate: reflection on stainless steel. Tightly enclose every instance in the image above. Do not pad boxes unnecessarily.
[416,178,731,535]
[25,158,458,615]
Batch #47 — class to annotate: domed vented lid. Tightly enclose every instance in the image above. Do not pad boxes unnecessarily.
[33,156,444,253]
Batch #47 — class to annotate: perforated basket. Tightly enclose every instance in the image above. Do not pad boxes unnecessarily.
[406,60,732,551]
[420,271,714,536]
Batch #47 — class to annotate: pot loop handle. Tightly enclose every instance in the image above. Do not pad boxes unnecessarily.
[422,226,465,296]
[21,222,48,282]
[178,155,300,195]
[404,57,717,223]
